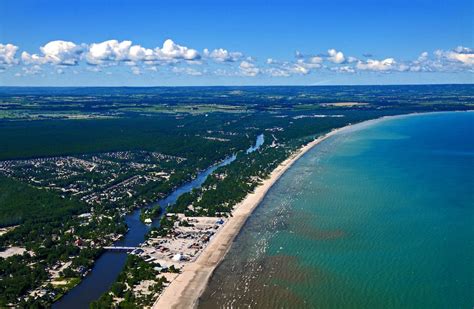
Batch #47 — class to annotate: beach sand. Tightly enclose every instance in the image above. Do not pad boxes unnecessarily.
[152,126,348,309]
[152,112,454,308]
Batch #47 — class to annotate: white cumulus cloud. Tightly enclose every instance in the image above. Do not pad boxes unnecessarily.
[327,49,345,64]
[266,68,291,77]
[155,39,200,61]
[332,66,356,73]
[204,48,243,62]
[265,57,321,76]
[22,40,84,65]
[309,56,323,65]
[356,58,396,71]
[86,40,133,64]
[10,40,474,78]
[0,43,19,65]
[417,51,429,62]
[239,61,260,76]
[86,39,200,65]
[347,56,358,63]
[292,63,310,75]
[128,45,155,62]
[444,46,474,65]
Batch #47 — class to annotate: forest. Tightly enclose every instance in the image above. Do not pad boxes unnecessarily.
[0,85,472,307]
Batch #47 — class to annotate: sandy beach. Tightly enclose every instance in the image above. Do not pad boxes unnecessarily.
[152,125,349,309]
[151,112,445,308]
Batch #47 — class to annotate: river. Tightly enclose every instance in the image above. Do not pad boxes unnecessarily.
[54,134,264,308]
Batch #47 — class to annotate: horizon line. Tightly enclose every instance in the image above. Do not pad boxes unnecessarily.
[1,83,473,88]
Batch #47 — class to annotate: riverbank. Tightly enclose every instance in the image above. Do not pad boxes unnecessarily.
[151,121,360,309]
[53,154,240,309]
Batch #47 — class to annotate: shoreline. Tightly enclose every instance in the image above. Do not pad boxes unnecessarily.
[151,111,466,309]
[151,121,356,309]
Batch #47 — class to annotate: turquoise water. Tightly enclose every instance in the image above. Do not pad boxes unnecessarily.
[199,112,474,309]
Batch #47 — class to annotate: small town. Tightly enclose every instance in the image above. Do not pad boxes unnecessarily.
[0,150,187,209]
[0,5,472,305]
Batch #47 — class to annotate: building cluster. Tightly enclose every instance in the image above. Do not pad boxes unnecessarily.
[137,214,225,270]
[0,150,186,208]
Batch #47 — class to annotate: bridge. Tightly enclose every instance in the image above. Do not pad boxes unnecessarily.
[103,246,139,252]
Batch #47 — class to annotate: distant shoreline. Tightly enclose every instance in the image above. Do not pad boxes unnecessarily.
[151,111,470,309]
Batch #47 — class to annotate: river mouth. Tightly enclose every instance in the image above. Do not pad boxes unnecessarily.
[53,134,263,309]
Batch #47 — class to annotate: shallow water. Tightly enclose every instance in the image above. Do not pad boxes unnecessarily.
[200,112,474,309]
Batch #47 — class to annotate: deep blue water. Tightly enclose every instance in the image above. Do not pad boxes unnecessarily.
[200,112,474,309]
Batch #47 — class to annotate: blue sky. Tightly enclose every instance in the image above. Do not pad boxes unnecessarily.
[0,0,472,86]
